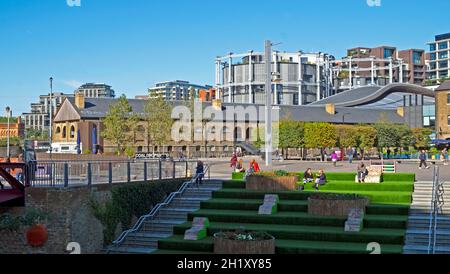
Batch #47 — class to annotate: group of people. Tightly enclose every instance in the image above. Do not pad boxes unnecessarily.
[300,168,327,191]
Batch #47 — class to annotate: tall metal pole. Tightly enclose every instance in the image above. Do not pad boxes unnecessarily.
[5,107,11,159]
[264,40,273,167]
[49,77,53,159]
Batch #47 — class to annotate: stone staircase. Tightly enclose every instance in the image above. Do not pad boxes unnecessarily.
[404,181,450,254]
[107,180,223,254]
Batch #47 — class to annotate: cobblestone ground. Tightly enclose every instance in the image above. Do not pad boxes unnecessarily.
[205,157,450,182]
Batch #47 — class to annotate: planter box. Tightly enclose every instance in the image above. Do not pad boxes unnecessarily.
[308,196,370,217]
[246,176,298,191]
[213,234,275,254]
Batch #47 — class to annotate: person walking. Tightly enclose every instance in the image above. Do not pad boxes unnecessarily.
[442,148,448,166]
[419,150,430,169]
[387,148,391,159]
[195,161,204,187]
[230,153,238,169]
[331,151,338,167]
[347,147,354,164]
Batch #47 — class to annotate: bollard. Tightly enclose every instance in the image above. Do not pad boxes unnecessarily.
[108,162,113,185]
[64,163,69,187]
[158,160,162,180]
[87,163,92,186]
[144,162,148,183]
[127,162,131,183]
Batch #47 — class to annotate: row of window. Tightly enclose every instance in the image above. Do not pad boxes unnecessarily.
[430,51,449,61]
[430,41,449,51]
[55,126,76,139]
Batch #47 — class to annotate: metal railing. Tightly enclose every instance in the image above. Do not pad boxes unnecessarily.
[428,166,446,254]
[26,159,198,188]
[109,164,210,249]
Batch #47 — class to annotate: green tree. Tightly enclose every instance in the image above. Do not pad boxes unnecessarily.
[355,125,377,150]
[304,122,336,161]
[101,94,133,155]
[143,95,173,153]
[334,125,358,148]
[279,120,304,159]
[374,122,412,149]
[411,128,432,149]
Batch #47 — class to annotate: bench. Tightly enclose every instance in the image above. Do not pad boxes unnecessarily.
[355,166,382,183]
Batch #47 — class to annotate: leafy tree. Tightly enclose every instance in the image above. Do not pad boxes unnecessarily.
[355,125,377,150]
[334,125,358,148]
[411,128,432,149]
[374,122,412,149]
[304,122,336,161]
[279,120,304,159]
[143,95,173,153]
[101,94,133,155]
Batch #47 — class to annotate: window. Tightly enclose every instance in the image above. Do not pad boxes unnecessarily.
[62,126,67,138]
[439,51,448,59]
[413,52,423,64]
[70,126,75,139]
[447,94,450,104]
[430,62,437,70]
[56,127,61,135]
[439,61,448,69]
[430,53,437,61]
[439,42,448,50]
[448,116,450,126]
[430,44,436,51]
[384,48,394,58]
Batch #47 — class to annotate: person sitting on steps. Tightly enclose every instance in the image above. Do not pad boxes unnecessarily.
[314,169,327,191]
[235,159,245,173]
[299,168,314,191]
[357,162,368,183]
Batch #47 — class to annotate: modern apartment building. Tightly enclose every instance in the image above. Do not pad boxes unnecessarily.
[75,83,116,98]
[22,83,116,132]
[22,92,72,132]
[333,46,426,91]
[148,80,212,101]
[427,33,450,84]
[215,51,334,106]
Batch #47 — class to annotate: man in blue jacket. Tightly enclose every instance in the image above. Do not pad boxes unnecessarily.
[419,150,430,169]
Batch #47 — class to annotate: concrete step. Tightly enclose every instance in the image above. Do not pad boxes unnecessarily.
[107,246,156,254]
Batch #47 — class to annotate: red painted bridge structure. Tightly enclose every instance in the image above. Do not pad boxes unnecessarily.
[0,162,28,207]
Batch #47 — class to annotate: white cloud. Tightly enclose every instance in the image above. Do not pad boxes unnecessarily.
[61,80,83,89]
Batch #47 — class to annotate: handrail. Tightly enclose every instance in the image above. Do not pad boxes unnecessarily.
[110,164,209,249]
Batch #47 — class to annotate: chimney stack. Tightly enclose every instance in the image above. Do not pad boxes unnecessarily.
[75,92,85,109]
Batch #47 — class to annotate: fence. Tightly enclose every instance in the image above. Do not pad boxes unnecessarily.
[26,159,199,188]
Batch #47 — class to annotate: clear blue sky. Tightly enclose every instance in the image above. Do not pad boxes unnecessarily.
[0,0,449,115]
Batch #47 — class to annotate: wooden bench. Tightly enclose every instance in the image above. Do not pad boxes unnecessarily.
[355,166,382,183]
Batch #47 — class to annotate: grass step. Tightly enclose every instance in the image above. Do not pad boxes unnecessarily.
[172,221,406,245]
[157,235,403,254]
[188,209,408,229]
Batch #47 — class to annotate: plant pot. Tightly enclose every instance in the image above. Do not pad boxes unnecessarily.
[246,175,298,191]
[213,232,275,254]
[308,195,370,217]
[26,224,48,247]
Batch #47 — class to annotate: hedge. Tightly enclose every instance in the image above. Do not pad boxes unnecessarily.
[232,172,415,182]
[91,179,185,245]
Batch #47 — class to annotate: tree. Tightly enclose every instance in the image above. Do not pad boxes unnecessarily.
[374,121,412,150]
[304,122,336,161]
[279,121,304,159]
[355,125,377,150]
[334,125,358,148]
[101,94,133,155]
[143,95,173,153]
[411,128,432,149]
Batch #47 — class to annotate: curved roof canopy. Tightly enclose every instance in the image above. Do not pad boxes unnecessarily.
[311,83,435,108]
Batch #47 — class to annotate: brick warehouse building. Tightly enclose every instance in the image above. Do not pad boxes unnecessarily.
[0,117,25,140]
[435,81,450,140]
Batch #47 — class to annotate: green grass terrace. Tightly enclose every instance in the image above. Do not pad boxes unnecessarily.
[152,171,415,254]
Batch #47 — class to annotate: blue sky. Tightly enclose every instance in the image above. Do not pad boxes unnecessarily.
[0,0,449,115]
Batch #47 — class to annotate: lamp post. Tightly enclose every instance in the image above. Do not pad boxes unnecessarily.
[5,106,12,159]
[49,77,53,159]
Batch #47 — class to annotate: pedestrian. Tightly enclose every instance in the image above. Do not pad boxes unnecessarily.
[419,150,430,169]
[387,148,391,159]
[442,148,448,166]
[230,152,238,169]
[331,151,338,167]
[314,169,327,191]
[299,168,314,191]
[357,162,368,183]
[16,154,24,183]
[250,159,261,173]
[347,147,354,164]
[195,161,204,187]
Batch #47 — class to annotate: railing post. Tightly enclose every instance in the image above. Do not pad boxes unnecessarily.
[127,162,131,183]
[87,163,92,186]
[64,163,69,188]
[108,162,113,185]
[173,161,176,179]
[185,161,188,178]
[144,162,148,183]
[158,160,162,180]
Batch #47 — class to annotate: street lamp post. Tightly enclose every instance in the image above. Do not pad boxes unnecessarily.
[49,77,53,159]
[5,106,12,159]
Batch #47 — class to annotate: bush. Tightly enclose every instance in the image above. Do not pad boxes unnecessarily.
[91,179,184,245]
